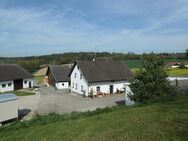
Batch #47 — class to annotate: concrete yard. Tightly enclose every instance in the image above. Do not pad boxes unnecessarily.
[37,86,125,115]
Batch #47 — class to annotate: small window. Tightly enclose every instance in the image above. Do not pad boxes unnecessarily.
[8,83,12,87]
[62,83,64,86]
[76,84,78,90]
[81,85,83,92]
[24,81,27,84]
[72,83,74,88]
[80,74,83,79]
[96,86,100,92]
[77,65,79,70]
[75,73,76,78]
[2,84,6,88]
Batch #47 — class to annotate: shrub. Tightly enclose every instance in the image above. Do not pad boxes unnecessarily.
[129,53,173,103]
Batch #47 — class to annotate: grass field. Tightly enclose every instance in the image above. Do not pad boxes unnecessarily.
[125,58,188,68]
[0,90,35,96]
[130,68,188,76]
[166,68,188,76]
[0,92,187,141]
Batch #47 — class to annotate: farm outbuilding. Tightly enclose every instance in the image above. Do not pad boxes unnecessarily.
[0,94,18,125]
[46,65,71,89]
[0,64,33,93]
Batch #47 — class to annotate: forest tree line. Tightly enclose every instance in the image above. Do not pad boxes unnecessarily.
[0,52,187,72]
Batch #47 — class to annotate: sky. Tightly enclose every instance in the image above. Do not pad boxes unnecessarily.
[0,0,188,57]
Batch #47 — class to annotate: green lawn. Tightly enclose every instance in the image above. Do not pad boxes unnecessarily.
[0,90,35,96]
[0,93,188,141]
[166,68,188,76]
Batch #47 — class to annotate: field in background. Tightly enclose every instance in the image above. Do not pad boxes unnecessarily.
[125,58,188,68]
[131,68,188,76]
[0,93,187,141]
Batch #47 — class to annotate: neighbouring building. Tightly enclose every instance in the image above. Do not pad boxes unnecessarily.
[46,65,71,89]
[69,61,133,97]
[165,62,181,68]
[0,64,33,93]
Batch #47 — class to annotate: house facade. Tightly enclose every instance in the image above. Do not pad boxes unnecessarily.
[46,65,71,89]
[0,64,33,93]
[70,61,133,97]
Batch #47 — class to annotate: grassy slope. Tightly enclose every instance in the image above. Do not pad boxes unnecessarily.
[34,76,45,85]
[0,94,188,141]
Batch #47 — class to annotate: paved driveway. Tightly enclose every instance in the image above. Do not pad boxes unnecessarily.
[18,92,40,120]
[37,86,125,115]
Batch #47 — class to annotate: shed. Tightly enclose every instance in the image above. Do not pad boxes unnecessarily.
[0,94,18,125]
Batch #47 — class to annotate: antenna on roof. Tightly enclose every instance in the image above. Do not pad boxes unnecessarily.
[93,45,97,62]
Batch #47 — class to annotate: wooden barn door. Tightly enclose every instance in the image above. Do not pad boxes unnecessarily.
[14,79,23,91]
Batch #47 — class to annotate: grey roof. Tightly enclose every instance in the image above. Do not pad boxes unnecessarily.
[74,61,133,83]
[0,94,17,103]
[0,64,33,82]
[47,65,71,82]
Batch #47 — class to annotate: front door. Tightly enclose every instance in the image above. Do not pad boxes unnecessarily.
[110,85,113,94]
[29,81,32,88]
[14,79,23,91]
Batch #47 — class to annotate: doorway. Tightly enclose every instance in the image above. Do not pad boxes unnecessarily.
[110,85,113,94]
[29,81,32,88]
[14,79,23,91]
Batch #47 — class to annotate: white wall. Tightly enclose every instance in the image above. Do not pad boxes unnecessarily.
[89,81,128,95]
[0,81,14,93]
[23,78,34,89]
[70,64,89,96]
[55,82,69,89]
[168,77,188,81]
[124,84,134,105]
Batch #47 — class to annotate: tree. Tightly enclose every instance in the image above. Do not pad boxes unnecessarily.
[186,49,188,58]
[129,53,172,103]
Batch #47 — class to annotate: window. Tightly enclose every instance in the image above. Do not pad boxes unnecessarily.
[81,85,83,92]
[74,73,76,78]
[80,74,83,79]
[72,83,74,88]
[76,83,78,90]
[8,83,12,87]
[77,65,79,70]
[24,80,27,84]
[2,84,6,88]
[96,86,100,92]
[62,83,64,86]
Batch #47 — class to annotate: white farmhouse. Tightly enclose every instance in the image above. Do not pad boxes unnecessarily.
[46,65,71,89]
[69,61,133,97]
[0,64,33,93]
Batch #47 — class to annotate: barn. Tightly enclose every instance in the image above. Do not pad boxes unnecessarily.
[69,61,133,97]
[46,65,71,89]
[0,64,33,93]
